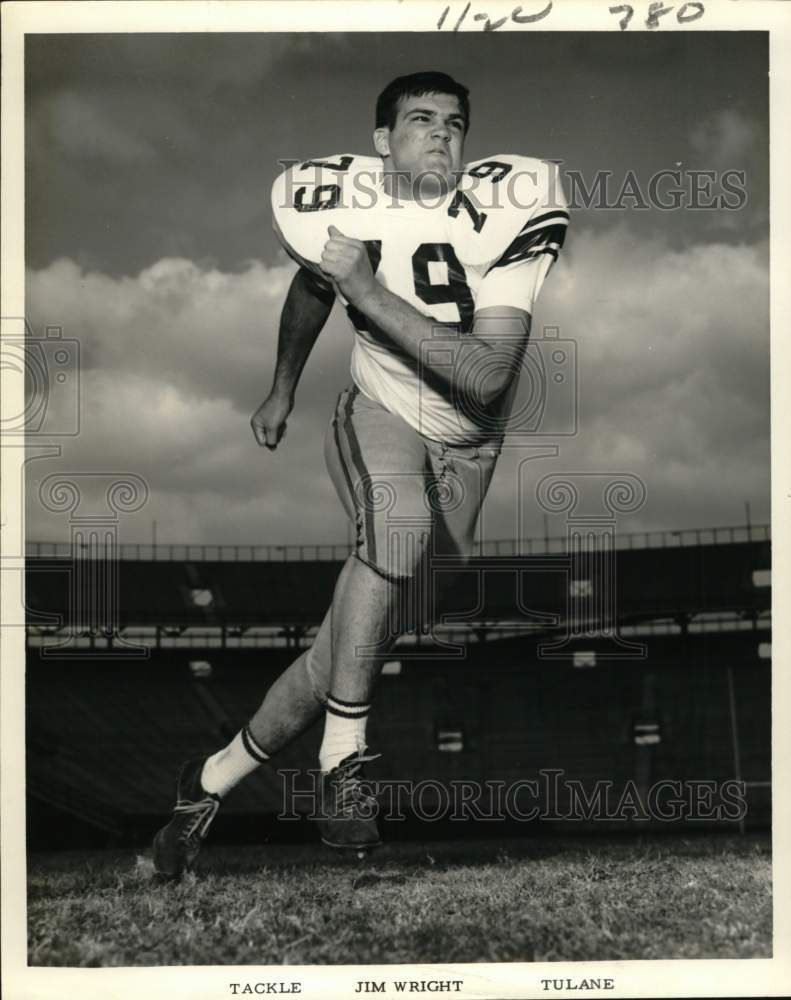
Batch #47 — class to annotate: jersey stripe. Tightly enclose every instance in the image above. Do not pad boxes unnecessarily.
[487,218,569,272]
[516,209,571,232]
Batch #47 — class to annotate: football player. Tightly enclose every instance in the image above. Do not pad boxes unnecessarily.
[153,71,568,877]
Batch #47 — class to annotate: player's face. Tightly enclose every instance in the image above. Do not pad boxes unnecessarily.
[377,92,466,197]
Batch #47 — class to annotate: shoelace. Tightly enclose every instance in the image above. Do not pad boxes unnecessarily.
[174,796,220,842]
[332,752,381,817]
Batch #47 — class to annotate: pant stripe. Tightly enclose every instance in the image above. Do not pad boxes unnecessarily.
[332,391,356,509]
[338,387,377,566]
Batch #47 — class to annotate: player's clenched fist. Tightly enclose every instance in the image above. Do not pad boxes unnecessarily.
[320,225,377,307]
[251,391,292,450]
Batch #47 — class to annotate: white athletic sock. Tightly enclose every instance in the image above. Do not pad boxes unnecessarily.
[200,725,270,798]
[319,695,370,772]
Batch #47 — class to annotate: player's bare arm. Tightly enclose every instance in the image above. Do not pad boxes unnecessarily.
[320,225,530,406]
[251,267,335,450]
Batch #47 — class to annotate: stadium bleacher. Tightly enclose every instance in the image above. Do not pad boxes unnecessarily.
[25,529,771,845]
[24,539,770,629]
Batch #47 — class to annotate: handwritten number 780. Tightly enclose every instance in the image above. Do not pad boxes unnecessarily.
[609,2,704,31]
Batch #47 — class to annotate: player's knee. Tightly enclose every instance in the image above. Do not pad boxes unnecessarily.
[356,529,429,583]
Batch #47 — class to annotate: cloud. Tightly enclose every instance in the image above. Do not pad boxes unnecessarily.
[685,108,768,237]
[23,370,350,547]
[23,229,770,546]
[498,224,770,535]
[37,90,159,164]
[550,227,768,427]
[23,255,354,545]
[25,255,353,409]
[690,109,760,166]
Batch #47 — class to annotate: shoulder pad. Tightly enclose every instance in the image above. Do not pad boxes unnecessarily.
[452,154,569,268]
[271,154,381,268]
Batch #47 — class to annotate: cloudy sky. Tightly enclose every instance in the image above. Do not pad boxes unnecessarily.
[24,31,769,547]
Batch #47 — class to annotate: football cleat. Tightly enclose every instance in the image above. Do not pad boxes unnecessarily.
[318,749,382,851]
[152,758,220,880]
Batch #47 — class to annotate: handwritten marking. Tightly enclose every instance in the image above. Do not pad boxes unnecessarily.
[474,10,509,30]
[646,1,674,29]
[437,0,702,32]
[438,1,553,32]
[512,2,554,23]
[454,2,472,31]
[609,2,705,30]
[609,3,634,30]
[677,2,704,23]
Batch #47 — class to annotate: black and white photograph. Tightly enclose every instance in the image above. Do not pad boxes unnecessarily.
[1,2,789,999]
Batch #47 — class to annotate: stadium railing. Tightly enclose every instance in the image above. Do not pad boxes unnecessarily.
[26,522,770,562]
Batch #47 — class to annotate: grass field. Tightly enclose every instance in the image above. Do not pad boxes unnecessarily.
[28,834,771,966]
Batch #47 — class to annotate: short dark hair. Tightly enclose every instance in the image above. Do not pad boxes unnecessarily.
[375,72,470,134]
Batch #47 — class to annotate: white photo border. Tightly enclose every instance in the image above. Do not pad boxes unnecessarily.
[2,2,789,998]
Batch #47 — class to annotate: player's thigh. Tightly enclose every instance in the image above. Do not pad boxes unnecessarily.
[325,385,433,579]
[426,443,500,562]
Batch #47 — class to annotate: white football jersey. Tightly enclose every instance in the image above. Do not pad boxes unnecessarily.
[271,153,569,444]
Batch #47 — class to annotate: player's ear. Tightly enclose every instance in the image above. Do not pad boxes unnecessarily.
[373,128,390,157]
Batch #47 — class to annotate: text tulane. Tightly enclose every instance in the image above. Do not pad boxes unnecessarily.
[541,979,615,991]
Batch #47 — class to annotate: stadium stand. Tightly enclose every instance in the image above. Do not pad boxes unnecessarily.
[24,528,771,846]
[24,539,769,630]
